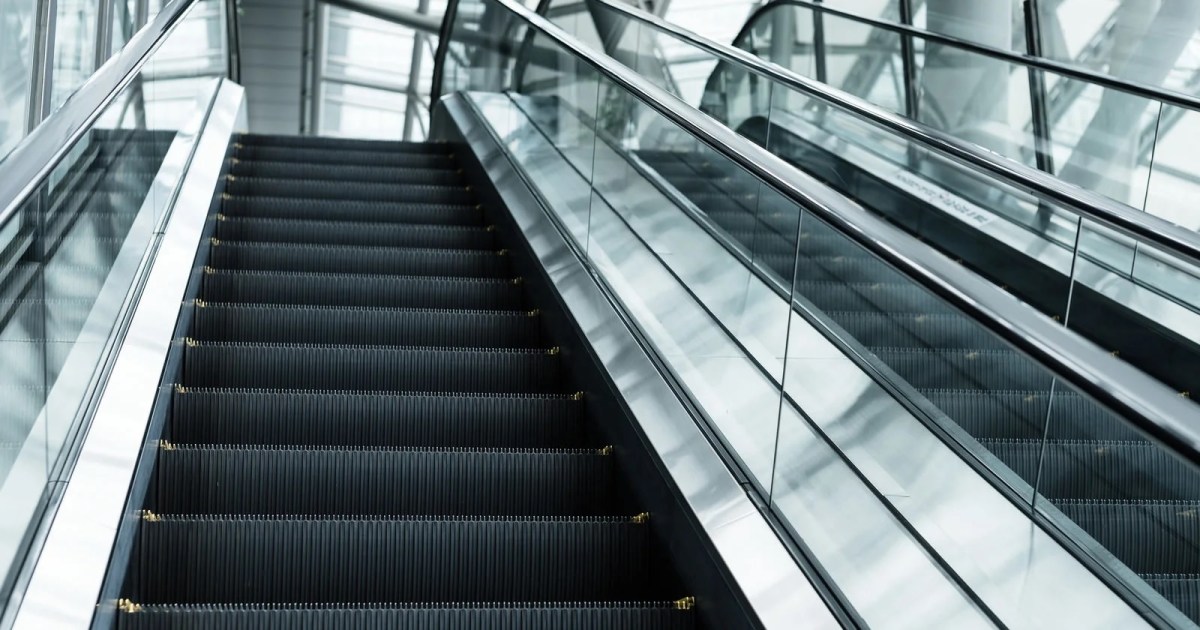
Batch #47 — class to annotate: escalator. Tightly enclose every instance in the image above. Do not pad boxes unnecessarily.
[634,147,1200,622]
[112,134,703,628]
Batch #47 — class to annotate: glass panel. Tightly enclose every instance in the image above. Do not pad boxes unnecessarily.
[1065,220,1200,404]
[1047,77,1160,209]
[583,73,790,488]
[0,2,219,602]
[51,0,100,111]
[1145,104,1200,231]
[1037,0,1200,96]
[320,81,407,140]
[1,0,37,157]
[911,0,1026,55]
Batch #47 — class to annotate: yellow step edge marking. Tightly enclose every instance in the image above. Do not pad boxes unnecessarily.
[631,512,650,524]
[139,510,160,523]
[117,599,143,613]
[674,596,695,610]
[570,391,585,401]
[597,445,613,456]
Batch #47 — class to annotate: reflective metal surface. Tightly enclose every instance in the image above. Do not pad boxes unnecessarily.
[9,79,244,630]
[441,91,843,630]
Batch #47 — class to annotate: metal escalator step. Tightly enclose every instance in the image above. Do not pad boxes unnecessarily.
[191,304,541,347]
[921,389,1141,442]
[169,389,585,448]
[200,269,524,310]
[232,145,456,168]
[793,281,955,315]
[126,516,655,603]
[796,254,894,284]
[871,347,1052,391]
[214,217,496,249]
[150,446,615,516]
[220,196,482,225]
[978,439,1200,500]
[1143,575,1200,624]
[182,342,563,393]
[829,311,1007,351]
[238,135,450,154]
[207,241,510,277]
[231,160,463,185]
[115,602,695,630]
[1054,500,1200,575]
[226,178,474,205]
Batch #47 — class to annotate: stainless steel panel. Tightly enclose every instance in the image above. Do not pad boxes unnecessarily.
[446,92,842,630]
[10,80,244,630]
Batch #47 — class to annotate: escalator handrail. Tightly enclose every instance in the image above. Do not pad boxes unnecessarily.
[588,0,1200,268]
[741,0,1200,116]
[0,0,199,231]
[445,0,1200,471]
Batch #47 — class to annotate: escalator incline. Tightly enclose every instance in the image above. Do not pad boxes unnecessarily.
[114,134,696,628]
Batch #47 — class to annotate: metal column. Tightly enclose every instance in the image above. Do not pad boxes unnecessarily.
[95,0,114,70]
[26,0,58,131]
[1023,0,1055,173]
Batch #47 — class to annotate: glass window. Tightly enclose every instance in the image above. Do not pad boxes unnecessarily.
[0,0,37,158]
[316,1,448,141]
[51,0,100,111]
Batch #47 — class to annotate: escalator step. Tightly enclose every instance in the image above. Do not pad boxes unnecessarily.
[168,389,585,448]
[126,516,655,603]
[1054,500,1200,574]
[797,254,893,284]
[226,178,474,205]
[829,311,1006,351]
[182,342,563,393]
[1143,575,1200,624]
[238,135,450,153]
[199,269,525,310]
[191,304,541,347]
[979,439,1199,500]
[115,602,695,630]
[232,145,456,169]
[207,241,510,277]
[793,280,954,315]
[220,196,482,226]
[872,347,1052,391]
[214,217,496,249]
[231,161,463,185]
[151,446,614,516]
[921,389,1141,442]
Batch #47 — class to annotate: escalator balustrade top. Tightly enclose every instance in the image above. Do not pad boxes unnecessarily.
[114,134,697,629]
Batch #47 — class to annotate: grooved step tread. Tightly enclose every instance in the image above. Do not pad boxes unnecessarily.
[214,216,496,249]
[168,389,585,448]
[181,342,564,393]
[151,445,615,516]
[114,602,695,630]
[127,516,659,604]
[199,269,525,309]
[191,303,541,347]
